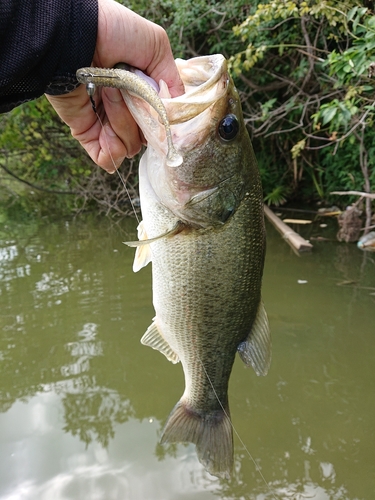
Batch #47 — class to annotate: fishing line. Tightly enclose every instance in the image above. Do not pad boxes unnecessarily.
[90,93,140,224]
[198,355,278,500]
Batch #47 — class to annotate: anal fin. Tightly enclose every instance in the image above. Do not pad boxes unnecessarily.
[141,320,179,364]
[237,299,271,376]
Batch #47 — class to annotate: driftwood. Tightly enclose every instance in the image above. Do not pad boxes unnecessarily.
[337,207,362,242]
[283,218,312,224]
[330,190,375,236]
[263,205,313,253]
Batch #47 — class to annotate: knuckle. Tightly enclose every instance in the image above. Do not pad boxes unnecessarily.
[126,143,142,158]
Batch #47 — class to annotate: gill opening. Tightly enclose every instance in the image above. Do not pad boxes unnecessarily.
[197,354,278,500]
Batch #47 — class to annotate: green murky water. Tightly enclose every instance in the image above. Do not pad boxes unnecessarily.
[0,212,374,499]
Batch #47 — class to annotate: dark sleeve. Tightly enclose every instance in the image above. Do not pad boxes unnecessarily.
[0,0,98,113]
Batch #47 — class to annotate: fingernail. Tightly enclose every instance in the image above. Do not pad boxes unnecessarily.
[104,123,117,137]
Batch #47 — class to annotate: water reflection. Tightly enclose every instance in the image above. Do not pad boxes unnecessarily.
[0,214,374,499]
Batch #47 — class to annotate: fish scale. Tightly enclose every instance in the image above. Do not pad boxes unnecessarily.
[139,138,267,477]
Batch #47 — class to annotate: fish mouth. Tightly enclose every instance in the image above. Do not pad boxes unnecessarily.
[121,55,231,158]
[164,56,232,152]
[165,55,230,123]
[134,54,245,229]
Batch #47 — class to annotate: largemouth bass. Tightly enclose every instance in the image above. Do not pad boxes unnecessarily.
[77,55,271,479]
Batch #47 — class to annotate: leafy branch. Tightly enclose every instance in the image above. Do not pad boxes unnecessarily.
[229,0,374,221]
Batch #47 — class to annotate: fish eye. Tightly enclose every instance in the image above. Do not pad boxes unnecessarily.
[218,114,239,141]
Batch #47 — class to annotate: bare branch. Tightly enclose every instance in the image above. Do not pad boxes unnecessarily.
[300,16,316,90]
[330,191,375,199]
[238,73,289,92]
[0,162,79,195]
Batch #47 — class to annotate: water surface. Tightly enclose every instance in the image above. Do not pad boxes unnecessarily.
[0,212,374,499]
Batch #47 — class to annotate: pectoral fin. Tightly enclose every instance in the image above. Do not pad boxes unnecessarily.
[141,319,180,364]
[237,300,271,376]
[124,221,184,248]
[133,245,152,272]
[131,221,152,272]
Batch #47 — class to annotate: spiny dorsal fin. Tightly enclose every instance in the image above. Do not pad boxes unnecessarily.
[237,300,271,376]
[141,320,180,364]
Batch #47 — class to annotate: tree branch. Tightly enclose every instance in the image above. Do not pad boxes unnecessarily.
[330,191,375,199]
[0,162,79,195]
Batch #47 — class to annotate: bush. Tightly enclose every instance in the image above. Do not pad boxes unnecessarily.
[0,96,139,216]
[1,0,374,220]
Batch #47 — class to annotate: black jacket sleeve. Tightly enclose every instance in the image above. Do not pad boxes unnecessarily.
[0,0,98,113]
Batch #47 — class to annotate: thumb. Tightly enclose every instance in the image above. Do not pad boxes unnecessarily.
[94,0,184,97]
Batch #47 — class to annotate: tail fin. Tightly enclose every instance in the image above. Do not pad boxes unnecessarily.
[160,400,233,479]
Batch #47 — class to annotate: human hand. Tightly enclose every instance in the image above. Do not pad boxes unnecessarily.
[46,0,184,173]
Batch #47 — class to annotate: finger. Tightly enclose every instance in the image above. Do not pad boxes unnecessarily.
[76,119,129,174]
[48,87,141,172]
[72,118,121,174]
[101,87,144,158]
[95,0,185,97]
[46,86,97,134]
[144,25,185,98]
[47,89,116,171]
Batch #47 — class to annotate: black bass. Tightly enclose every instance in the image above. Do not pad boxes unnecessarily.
[77,55,271,478]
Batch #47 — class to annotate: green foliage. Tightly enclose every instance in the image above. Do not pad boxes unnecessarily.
[229,0,375,206]
[326,7,375,84]
[320,128,375,200]
[0,96,139,216]
[264,185,289,206]
[311,97,360,132]
[121,0,249,58]
[0,96,91,186]
[1,0,375,217]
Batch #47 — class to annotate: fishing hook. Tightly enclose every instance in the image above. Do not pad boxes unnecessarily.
[85,82,97,114]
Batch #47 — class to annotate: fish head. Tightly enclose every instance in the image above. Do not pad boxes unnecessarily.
[163,55,255,228]
[128,55,258,229]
